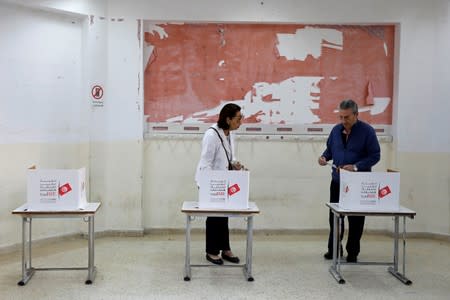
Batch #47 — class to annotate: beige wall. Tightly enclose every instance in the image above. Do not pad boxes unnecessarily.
[0,143,90,248]
[89,141,143,232]
[143,139,449,235]
[396,153,450,234]
[144,139,394,229]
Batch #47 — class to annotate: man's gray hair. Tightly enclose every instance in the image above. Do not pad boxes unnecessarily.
[339,99,358,114]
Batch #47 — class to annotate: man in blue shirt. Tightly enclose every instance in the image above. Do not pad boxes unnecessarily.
[318,99,380,262]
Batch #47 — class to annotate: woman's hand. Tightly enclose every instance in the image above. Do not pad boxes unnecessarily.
[231,161,248,171]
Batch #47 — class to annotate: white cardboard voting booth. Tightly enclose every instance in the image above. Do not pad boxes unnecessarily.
[197,170,249,209]
[27,167,87,211]
[339,170,400,211]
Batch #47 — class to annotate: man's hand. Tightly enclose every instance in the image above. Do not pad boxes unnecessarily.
[341,164,356,172]
[318,156,327,166]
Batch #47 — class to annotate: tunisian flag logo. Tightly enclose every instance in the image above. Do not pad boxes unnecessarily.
[59,183,72,196]
[378,186,391,198]
[228,184,240,196]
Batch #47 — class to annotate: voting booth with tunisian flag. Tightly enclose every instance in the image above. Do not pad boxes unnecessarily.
[27,167,87,211]
[197,170,249,209]
[339,169,400,211]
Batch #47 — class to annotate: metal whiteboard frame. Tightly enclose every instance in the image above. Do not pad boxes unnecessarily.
[144,122,393,142]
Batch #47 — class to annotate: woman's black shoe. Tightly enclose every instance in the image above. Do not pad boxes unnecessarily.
[206,254,223,265]
[221,253,240,264]
[324,246,343,260]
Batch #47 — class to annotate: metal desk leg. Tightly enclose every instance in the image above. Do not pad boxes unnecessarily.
[402,217,407,277]
[184,215,191,281]
[388,216,412,285]
[329,212,345,284]
[85,216,97,284]
[394,216,399,271]
[244,216,254,282]
[18,217,34,286]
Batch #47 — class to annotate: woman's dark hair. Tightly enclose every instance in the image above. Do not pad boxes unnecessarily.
[217,103,241,129]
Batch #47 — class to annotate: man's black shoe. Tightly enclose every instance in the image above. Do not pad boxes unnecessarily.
[222,253,240,264]
[206,254,223,265]
[346,255,358,263]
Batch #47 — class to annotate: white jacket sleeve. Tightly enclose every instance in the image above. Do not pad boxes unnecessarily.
[197,130,217,171]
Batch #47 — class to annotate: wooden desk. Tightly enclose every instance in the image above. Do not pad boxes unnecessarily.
[326,203,416,285]
[181,201,260,281]
[12,202,101,285]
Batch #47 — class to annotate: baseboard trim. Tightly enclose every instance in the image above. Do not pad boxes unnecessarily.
[144,228,330,235]
[1,228,449,255]
[144,228,450,241]
[402,231,450,242]
[82,229,144,238]
[0,233,82,255]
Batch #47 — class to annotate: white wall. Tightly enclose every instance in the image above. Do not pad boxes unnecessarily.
[0,3,87,144]
[0,0,106,17]
[0,2,90,247]
[0,0,144,240]
[86,14,144,233]
[395,1,450,153]
[0,0,449,248]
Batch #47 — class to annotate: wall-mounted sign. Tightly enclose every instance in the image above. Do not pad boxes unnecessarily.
[91,85,104,107]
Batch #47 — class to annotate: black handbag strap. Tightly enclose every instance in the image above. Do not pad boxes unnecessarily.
[209,127,232,170]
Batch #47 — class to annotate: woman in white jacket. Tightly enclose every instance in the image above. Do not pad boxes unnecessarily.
[195,103,244,265]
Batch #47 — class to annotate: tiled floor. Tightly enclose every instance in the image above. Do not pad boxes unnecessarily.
[0,232,449,299]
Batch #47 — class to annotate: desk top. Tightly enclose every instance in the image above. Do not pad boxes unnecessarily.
[182,201,260,215]
[12,202,101,216]
[326,203,416,218]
